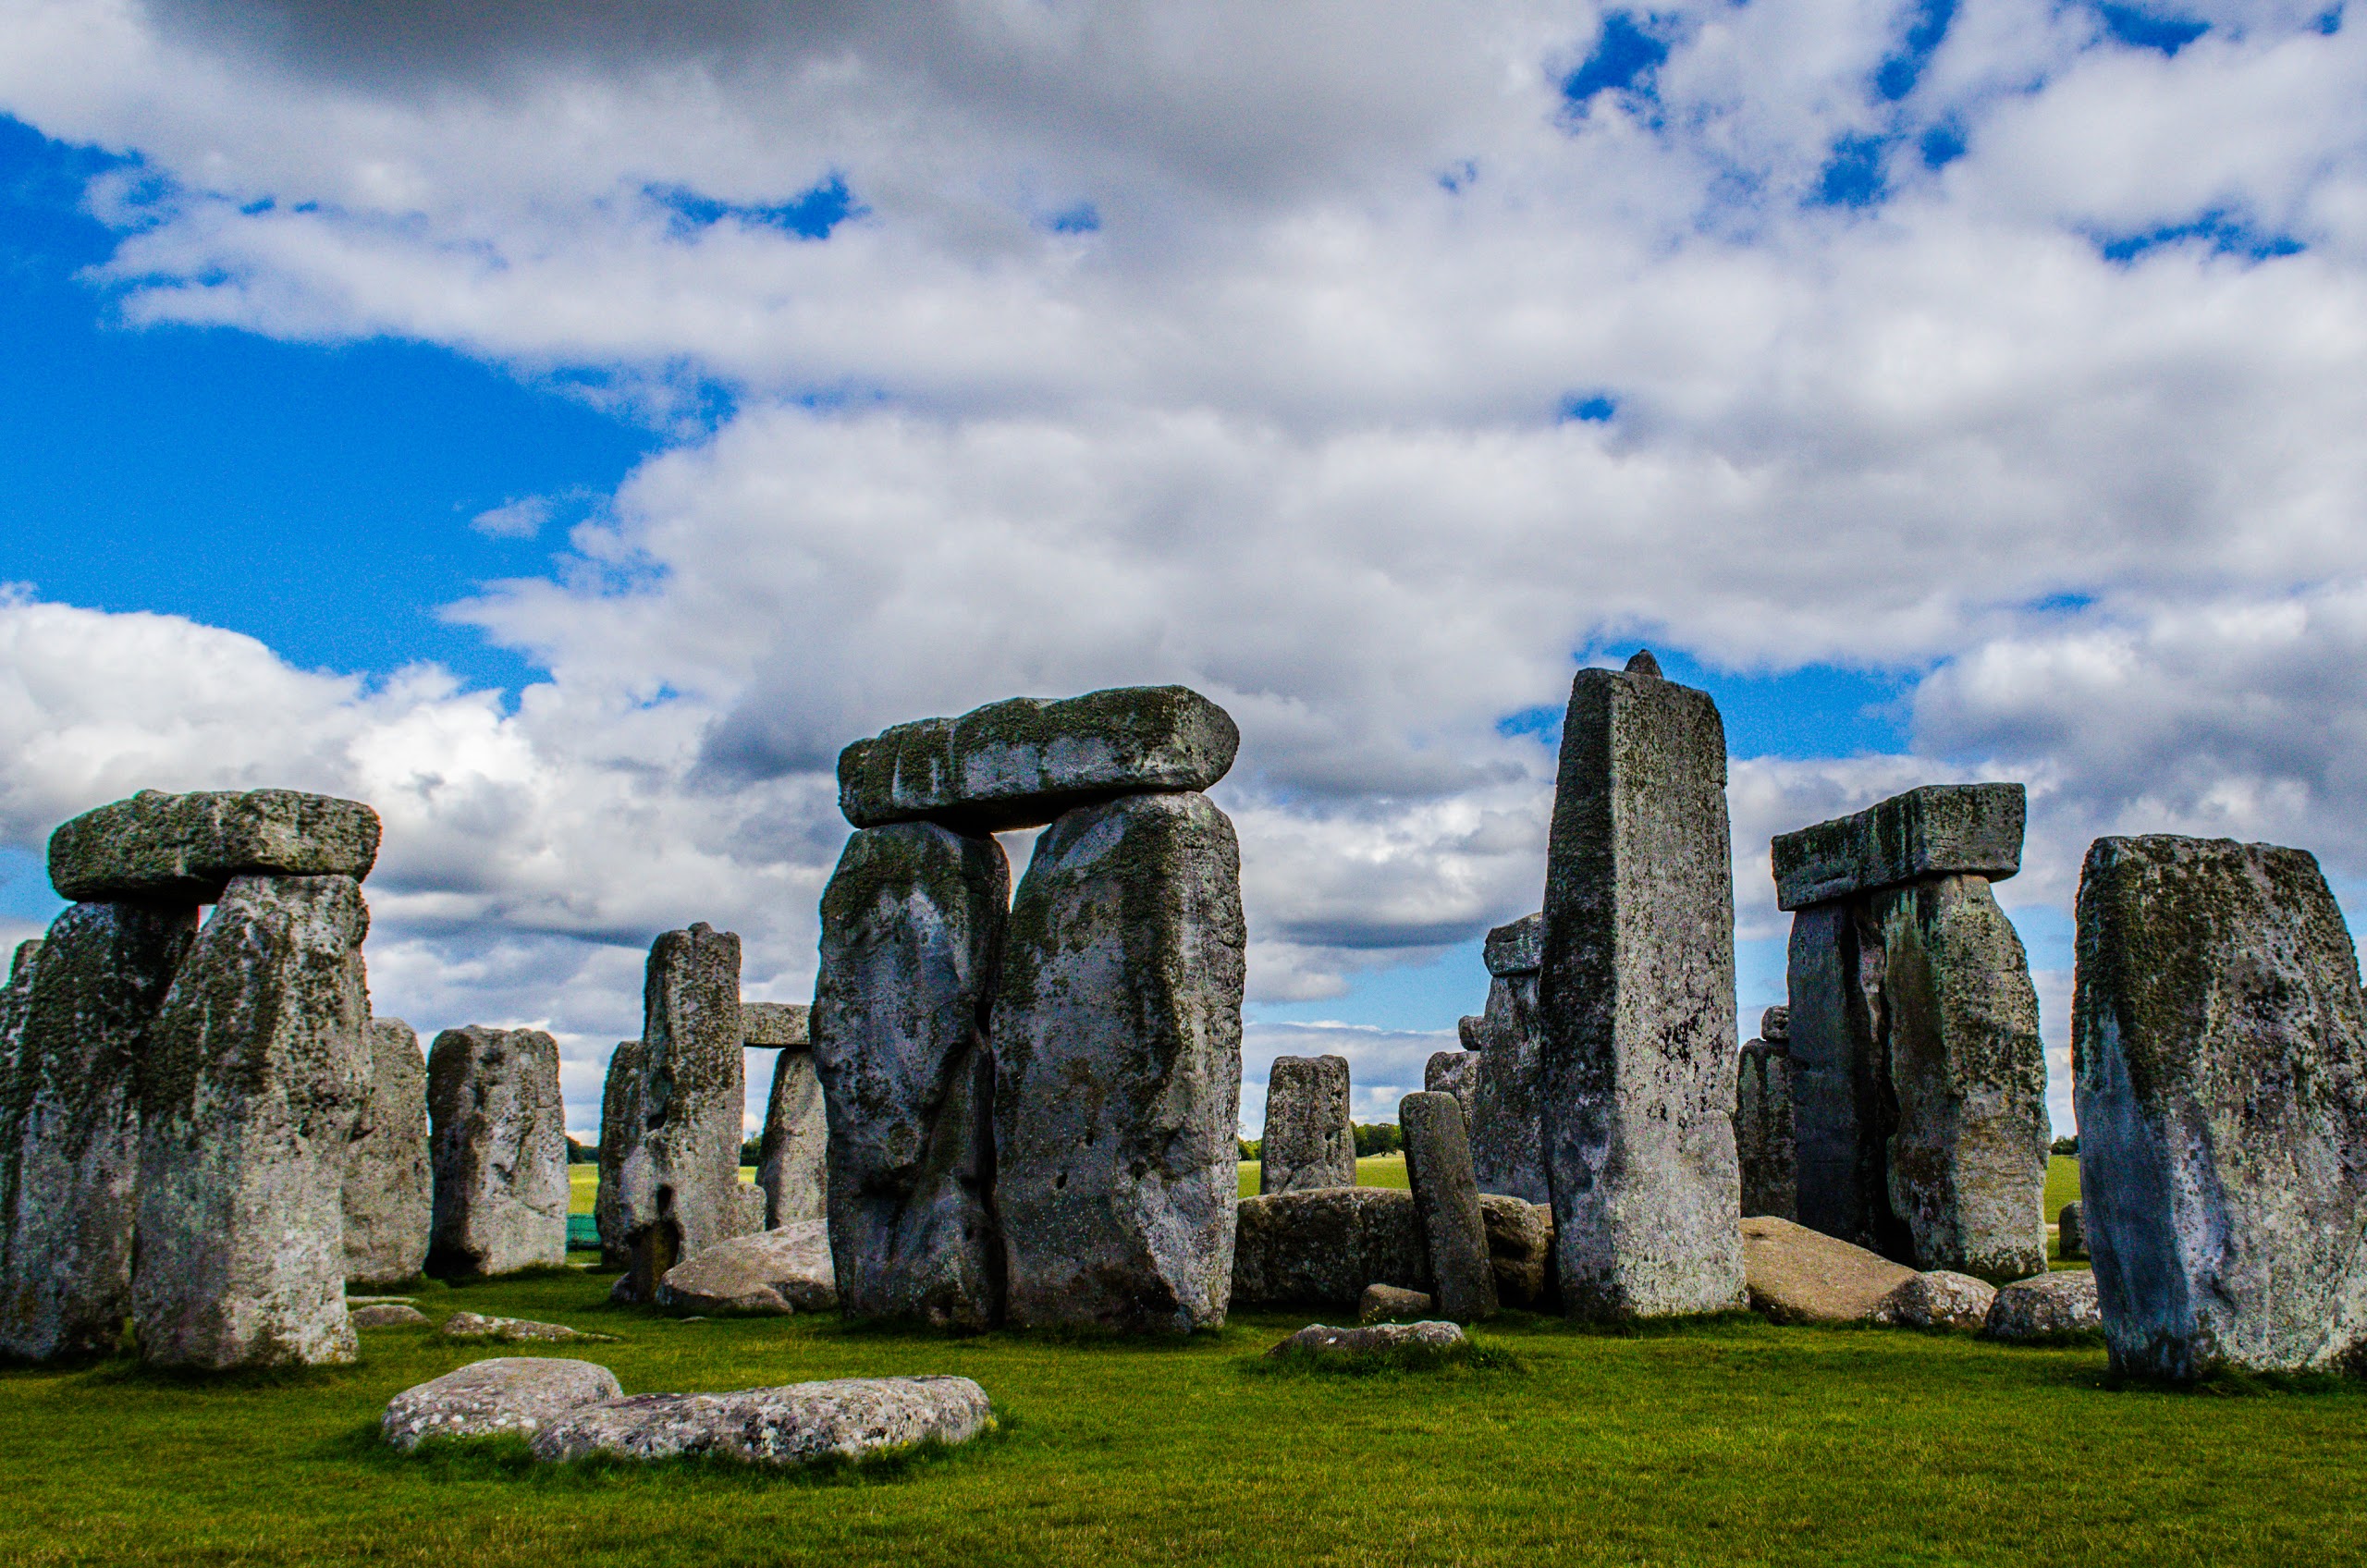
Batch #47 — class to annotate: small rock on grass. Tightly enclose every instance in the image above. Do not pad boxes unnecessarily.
[1269,1322,1466,1357]
[656,1221,836,1316]
[350,1303,431,1328]
[383,1358,622,1450]
[1876,1270,1996,1331]
[1981,1271,2101,1341]
[1359,1284,1434,1323]
[529,1376,993,1468]
[442,1309,613,1343]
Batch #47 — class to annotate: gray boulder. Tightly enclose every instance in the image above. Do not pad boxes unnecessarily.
[1877,1270,1997,1331]
[425,1026,569,1278]
[812,822,1008,1329]
[2056,1202,2084,1261]
[135,874,372,1368]
[1538,654,1748,1318]
[742,1001,809,1047]
[838,685,1239,833]
[2074,834,2367,1378]
[594,1039,644,1269]
[1231,1188,1430,1309]
[1982,1270,2102,1341]
[49,789,380,903]
[1772,783,2025,911]
[343,1017,431,1288]
[1735,1036,1797,1221]
[1740,1216,1916,1325]
[656,1220,837,1315]
[1478,1194,1555,1310]
[1259,1055,1355,1194]
[758,1047,828,1229]
[0,901,196,1362]
[1359,1283,1434,1322]
[1401,1092,1496,1322]
[1425,1051,1478,1137]
[350,1303,430,1328]
[529,1376,993,1467]
[382,1357,623,1450]
[442,1310,611,1343]
[1267,1321,1466,1357]
[993,790,1245,1332]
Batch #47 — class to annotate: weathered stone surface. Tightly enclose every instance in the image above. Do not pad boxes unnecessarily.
[443,1310,611,1343]
[594,1039,644,1269]
[50,790,380,903]
[1484,913,1543,976]
[1259,1055,1354,1194]
[735,1181,765,1235]
[1478,1194,1554,1310]
[1772,783,2025,912]
[135,875,370,1369]
[0,939,43,1270]
[1468,972,1549,1206]
[350,1303,430,1328]
[1876,1270,1997,1331]
[1401,1092,1497,1322]
[656,1220,837,1316]
[608,925,747,1303]
[1760,1006,1790,1043]
[1359,1283,1434,1322]
[425,1026,569,1279]
[1981,1270,2101,1341]
[0,902,195,1362]
[1740,1216,1917,1325]
[812,823,1007,1329]
[343,1018,431,1288]
[1267,1321,1466,1357]
[758,1048,828,1229]
[992,791,1245,1333]
[1425,1051,1478,1134]
[1785,900,1897,1256]
[1735,1037,1797,1221]
[2056,1202,2084,1261]
[1538,655,1747,1319]
[742,1001,809,1047]
[839,685,1240,833]
[2074,834,2367,1378]
[1231,1188,1430,1309]
[382,1357,622,1450]
[531,1375,993,1467]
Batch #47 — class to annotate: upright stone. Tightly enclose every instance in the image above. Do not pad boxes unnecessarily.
[594,1039,644,1269]
[760,1047,828,1230]
[1468,913,1549,1206]
[426,1026,569,1278]
[0,938,43,1292]
[1259,1055,1355,1194]
[1536,652,1746,1318]
[1784,899,1895,1254]
[343,1017,431,1288]
[135,875,372,1368]
[2074,835,2367,1379]
[992,790,1246,1332]
[2057,1201,2085,1262]
[1736,1006,1797,1222]
[1426,1051,1478,1134]
[609,925,746,1301]
[811,823,1008,1329]
[1399,1091,1497,1322]
[0,902,196,1361]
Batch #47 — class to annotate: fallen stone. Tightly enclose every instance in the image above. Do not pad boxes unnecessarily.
[442,1310,613,1343]
[423,1026,569,1279]
[758,1047,828,1229]
[1231,1188,1430,1310]
[1478,1194,1555,1310]
[1425,1051,1478,1137]
[1401,1092,1497,1322]
[656,1220,838,1316]
[1266,1321,1467,1358]
[1469,970,1549,1206]
[135,875,371,1369]
[812,823,1008,1329]
[0,900,196,1362]
[2056,1202,2084,1261]
[1358,1283,1434,1322]
[343,1018,432,1289]
[49,789,380,903]
[1539,655,1748,1319]
[529,1376,994,1468]
[382,1357,623,1451]
[992,790,1245,1332]
[350,1303,431,1328]
[1772,783,2025,912]
[1740,1216,1917,1326]
[1259,1055,1355,1194]
[2074,833,2367,1378]
[1483,913,1543,977]
[839,685,1240,833]
[742,1001,809,1047]
[1876,1270,1997,1331]
[593,1039,644,1269]
[1981,1270,2102,1341]
[1735,1036,1797,1222]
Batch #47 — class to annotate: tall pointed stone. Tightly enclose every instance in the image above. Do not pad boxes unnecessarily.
[1259,1055,1355,1194]
[426,1026,569,1278]
[993,791,1245,1332]
[0,903,196,1362]
[1537,652,1746,1319]
[812,823,1008,1329]
[135,875,372,1368]
[343,1017,431,1288]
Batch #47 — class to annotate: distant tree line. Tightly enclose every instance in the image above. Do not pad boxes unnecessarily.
[2051,1135,2078,1156]
[1237,1122,1405,1163]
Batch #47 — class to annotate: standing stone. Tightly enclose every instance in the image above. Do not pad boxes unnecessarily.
[1425,1051,1478,1135]
[0,938,43,1305]
[1468,913,1549,1206]
[1399,1091,1497,1322]
[1259,1055,1355,1194]
[2057,1201,2084,1262]
[609,925,747,1302]
[0,902,197,1362]
[811,822,1008,1329]
[343,1018,431,1288]
[992,790,1246,1332]
[425,1026,569,1278]
[2074,835,2367,1379]
[759,1047,828,1230]
[135,875,372,1368]
[594,1039,644,1269]
[1537,652,1746,1319]
[1736,1007,1797,1221]
[1784,898,1897,1255]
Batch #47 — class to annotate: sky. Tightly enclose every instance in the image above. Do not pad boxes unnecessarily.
[5,0,2367,1141]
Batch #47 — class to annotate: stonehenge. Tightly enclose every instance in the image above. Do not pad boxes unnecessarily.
[1774,783,2048,1282]
[1259,1054,1355,1194]
[1465,913,1548,1206]
[1736,1006,1797,1220]
[426,1026,569,1278]
[343,1017,431,1288]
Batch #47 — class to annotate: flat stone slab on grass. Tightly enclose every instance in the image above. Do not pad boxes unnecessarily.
[1877,1271,1997,1332]
[50,789,381,902]
[1982,1271,2101,1341]
[442,1310,614,1343]
[1741,1216,1916,1325]
[528,1376,993,1468]
[1268,1322,1467,1358]
[656,1221,838,1316]
[383,1357,623,1450]
[1358,1284,1434,1322]
[1772,782,2025,911]
[350,1304,431,1328]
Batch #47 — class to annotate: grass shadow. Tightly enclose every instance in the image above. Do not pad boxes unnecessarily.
[1242,1335,1526,1381]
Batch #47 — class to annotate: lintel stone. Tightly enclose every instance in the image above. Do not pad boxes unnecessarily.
[1772,783,2024,912]
[50,789,380,902]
